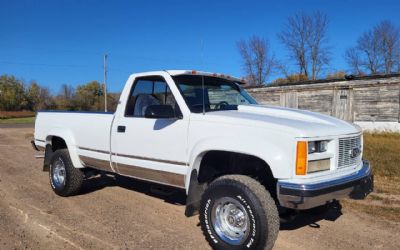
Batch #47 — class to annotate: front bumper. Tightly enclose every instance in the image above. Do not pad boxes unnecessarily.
[277,160,373,209]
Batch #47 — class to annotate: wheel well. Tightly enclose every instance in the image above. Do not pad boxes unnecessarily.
[50,136,67,152]
[197,151,277,198]
[42,136,68,172]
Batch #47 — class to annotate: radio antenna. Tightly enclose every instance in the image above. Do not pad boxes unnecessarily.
[201,39,206,115]
[202,74,205,115]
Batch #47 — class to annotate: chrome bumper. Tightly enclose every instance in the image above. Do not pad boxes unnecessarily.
[277,160,373,210]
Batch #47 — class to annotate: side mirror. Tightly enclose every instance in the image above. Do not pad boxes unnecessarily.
[144,105,176,119]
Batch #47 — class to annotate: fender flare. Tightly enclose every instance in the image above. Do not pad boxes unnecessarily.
[185,169,207,217]
[44,128,84,169]
[184,136,291,217]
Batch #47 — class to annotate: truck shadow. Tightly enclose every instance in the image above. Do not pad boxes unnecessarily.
[280,201,343,230]
[80,173,343,230]
[80,173,187,205]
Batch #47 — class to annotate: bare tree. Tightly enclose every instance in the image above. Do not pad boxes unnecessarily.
[278,11,330,80]
[344,47,363,75]
[397,51,400,72]
[60,84,74,101]
[357,29,382,74]
[376,20,400,73]
[56,84,76,110]
[308,12,330,80]
[278,13,309,77]
[237,36,276,85]
[345,20,400,75]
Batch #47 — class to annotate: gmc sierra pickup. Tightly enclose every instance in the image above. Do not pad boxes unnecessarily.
[32,70,373,250]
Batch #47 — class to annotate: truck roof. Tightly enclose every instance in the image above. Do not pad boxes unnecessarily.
[166,70,246,84]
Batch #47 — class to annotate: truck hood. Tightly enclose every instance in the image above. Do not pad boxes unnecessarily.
[203,105,361,138]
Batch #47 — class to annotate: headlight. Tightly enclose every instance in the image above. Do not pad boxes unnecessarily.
[308,159,330,173]
[308,140,329,154]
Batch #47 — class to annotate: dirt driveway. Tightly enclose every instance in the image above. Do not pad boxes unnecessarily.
[0,127,399,249]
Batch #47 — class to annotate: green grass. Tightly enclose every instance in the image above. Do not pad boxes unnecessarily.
[0,117,35,124]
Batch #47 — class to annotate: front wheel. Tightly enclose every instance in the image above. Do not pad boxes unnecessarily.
[199,175,279,250]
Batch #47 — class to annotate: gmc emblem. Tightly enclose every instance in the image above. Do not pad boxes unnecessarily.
[350,147,361,158]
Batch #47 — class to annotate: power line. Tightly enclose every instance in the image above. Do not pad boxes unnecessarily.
[0,60,93,69]
[0,60,133,75]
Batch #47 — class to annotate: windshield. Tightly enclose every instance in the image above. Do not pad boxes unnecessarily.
[172,75,257,113]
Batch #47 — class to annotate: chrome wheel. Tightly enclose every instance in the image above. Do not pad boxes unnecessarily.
[211,197,250,245]
[52,158,66,188]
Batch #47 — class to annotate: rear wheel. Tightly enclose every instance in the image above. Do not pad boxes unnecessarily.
[199,175,279,250]
[49,149,84,197]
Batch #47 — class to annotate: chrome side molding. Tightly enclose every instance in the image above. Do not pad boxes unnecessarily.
[79,155,114,172]
[78,155,185,188]
[78,146,188,166]
[117,163,185,188]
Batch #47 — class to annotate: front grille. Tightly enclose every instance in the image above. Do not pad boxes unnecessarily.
[338,136,362,169]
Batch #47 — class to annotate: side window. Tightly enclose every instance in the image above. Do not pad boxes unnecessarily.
[125,76,180,117]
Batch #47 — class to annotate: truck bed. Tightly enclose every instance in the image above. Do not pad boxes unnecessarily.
[34,111,114,155]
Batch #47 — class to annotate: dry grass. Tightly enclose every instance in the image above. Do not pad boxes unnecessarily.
[363,132,400,194]
[342,199,400,222]
[364,133,400,177]
[343,132,400,221]
[0,111,35,119]
[374,176,400,195]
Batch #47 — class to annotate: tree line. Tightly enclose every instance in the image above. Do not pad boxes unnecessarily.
[238,11,400,85]
[0,74,118,112]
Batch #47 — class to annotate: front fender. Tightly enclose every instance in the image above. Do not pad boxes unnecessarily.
[46,128,83,168]
[186,135,295,190]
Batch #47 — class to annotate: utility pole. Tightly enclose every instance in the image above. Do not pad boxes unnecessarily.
[103,54,108,112]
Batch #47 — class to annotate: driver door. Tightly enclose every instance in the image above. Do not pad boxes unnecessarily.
[111,75,188,188]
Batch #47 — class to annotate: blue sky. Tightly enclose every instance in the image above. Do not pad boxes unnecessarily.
[1,0,399,93]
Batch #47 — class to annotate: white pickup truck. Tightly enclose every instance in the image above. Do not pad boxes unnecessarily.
[32,70,373,250]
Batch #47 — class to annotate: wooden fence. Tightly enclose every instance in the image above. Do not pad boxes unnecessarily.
[246,75,400,123]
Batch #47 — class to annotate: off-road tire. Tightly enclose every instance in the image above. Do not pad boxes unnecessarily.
[199,175,279,250]
[49,149,84,197]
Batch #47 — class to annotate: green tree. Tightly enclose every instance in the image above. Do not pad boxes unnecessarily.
[0,75,26,111]
[55,84,76,110]
[25,81,41,111]
[26,82,55,111]
[75,81,104,111]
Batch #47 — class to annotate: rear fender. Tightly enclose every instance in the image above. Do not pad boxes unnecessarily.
[45,128,83,168]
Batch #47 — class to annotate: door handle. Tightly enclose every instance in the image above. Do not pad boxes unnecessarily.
[117,126,126,133]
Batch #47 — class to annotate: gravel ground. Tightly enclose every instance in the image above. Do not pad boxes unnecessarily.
[0,127,399,249]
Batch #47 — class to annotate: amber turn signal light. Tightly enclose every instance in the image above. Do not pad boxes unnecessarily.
[296,141,308,175]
